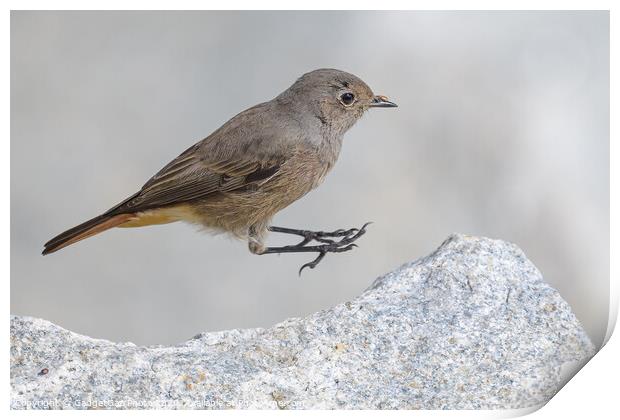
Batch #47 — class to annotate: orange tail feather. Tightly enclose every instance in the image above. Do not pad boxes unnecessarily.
[42,213,136,255]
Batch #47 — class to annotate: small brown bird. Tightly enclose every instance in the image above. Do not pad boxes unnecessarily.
[43,68,397,272]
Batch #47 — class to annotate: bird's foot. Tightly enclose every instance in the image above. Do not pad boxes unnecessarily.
[264,222,371,275]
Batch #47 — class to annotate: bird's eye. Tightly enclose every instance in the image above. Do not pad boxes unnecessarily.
[340,92,355,106]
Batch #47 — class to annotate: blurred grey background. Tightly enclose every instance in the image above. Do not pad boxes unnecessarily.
[11,11,609,347]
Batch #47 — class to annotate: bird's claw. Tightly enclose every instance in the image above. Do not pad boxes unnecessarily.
[297,222,371,275]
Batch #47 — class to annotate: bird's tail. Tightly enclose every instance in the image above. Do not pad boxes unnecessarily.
[42,212,136,255]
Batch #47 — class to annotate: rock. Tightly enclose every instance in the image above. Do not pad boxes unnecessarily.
[10,234,595,410]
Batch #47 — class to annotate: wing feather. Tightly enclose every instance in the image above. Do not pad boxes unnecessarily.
[116,146,280,212]
[109,101,289,214]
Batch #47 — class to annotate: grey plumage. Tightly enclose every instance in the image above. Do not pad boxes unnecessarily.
[43,68,397,261]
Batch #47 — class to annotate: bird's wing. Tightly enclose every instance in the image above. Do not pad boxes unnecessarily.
[113,142,282,213]
[106,101,295,214]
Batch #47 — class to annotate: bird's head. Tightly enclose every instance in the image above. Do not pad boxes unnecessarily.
[277,68,397,135]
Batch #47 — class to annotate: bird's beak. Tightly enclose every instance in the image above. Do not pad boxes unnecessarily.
[369,95,398,108]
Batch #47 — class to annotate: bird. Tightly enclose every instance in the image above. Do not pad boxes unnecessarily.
[42,68,397,273]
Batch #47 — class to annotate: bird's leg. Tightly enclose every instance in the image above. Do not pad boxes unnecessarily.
[261,222,371,274]
[268,224,370,246]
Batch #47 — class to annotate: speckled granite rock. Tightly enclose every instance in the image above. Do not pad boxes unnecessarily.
[11,234,595,410]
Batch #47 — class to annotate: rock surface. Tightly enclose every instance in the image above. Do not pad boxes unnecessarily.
[11,234,595,409]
